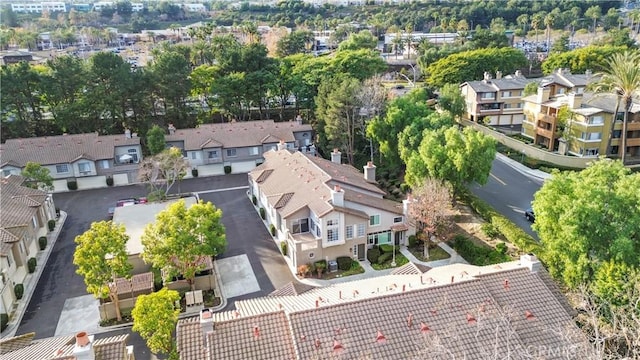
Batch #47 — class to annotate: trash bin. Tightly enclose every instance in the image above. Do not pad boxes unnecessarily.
[328,260,338,273]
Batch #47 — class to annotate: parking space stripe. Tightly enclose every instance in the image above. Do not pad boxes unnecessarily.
[196,185,249,195]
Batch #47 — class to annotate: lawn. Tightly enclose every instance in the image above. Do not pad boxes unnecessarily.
[407,243,451,262]
[369,245,410,270]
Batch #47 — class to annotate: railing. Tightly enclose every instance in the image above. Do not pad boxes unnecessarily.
[535,128,553,139]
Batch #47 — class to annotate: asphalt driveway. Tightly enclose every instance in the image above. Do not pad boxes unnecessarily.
[16,174,294,338]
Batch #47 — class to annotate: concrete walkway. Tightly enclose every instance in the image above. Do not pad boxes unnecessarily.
[1,211,68,339]
[495,153,551,182]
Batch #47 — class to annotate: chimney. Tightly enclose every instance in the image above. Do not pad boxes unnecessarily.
[585,69,592,79]
[73,332,95,360]
[536,86,551,103]
[515,70,522,78]
[331,148,341,164]
[331,185,344,207]
[567,92,582,109]
[277,140,287,151]
[402,195,412,217]
[124,128,131,139]
[200,308,214,343]
[168,123,176,135]
[363,161,376,182]
[296,114,303,125]
[520,253,542,272]
[495,71,502,79]
[482,71,492,83]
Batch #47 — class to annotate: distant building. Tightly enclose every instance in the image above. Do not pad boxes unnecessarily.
[0,51,33,65]
[10,1,66,13]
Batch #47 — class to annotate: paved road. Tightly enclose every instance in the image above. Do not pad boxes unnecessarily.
[470,157,543,240]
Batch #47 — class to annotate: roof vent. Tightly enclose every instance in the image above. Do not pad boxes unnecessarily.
[466,314,476,324]
[525,311,535,320]
[375,330,386,343]
[407,313,413,328]
[503,279,510,290]
[314,339,321,349]
[332,339,344,354]
[253,326,260,338]
[420,322,430,333]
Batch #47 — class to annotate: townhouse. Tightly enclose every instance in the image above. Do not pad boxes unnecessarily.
[248,148,413,270]
[0,131,143,191]
[176,255,585,359]
[460,70,536,127]
[165,119,314,176]
[521,69,640,163]
[0,175,56,318]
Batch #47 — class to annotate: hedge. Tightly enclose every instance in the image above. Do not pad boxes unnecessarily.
[252,195,257,205]
[259,208,266,220]
[408,235,418,247]
[14,284,24,300]
[379,244,395,253]
[48,220,56,232]
[224,165,232,174]
[1,313,8,332]
[377,252,392,264]
[191,168,199,177]
[67,180,78,190]
[336,256,352,271]
[38,236,47,250]
[280,241,287,256]
[270,224,277,236]
[106,176,114,186]
[451,235,510,266]
[367,248,381,264]
[27,258,36,273]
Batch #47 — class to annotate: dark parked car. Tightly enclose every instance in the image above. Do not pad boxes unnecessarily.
[525,208,535,222]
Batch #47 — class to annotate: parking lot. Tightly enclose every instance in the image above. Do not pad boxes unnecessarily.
[17,174,295,338]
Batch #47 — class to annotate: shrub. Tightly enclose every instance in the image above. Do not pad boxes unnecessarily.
[308,262,316,275]
[48,219,56,232]
[151,267,164,291]
[14,284,24,300]
[280,241,287,255]
[451,235,510,266]
[400,183,410,193]
[38,236,47,250]
[378,252,392,264]
[259,207,266,220]
[336,256,352,271]
[481,222,500,239]
[314,260,326,276]
[379,244,394,253]
[191,168,199,177]
[224,165,232,174]
[27,258,36,273]
[367,247,381,264]
[408,235,418,247]
[252,195,257,205]
[67,180,77,190]
[297,264,309,277]
[106,176,114,186]
[496,242,508,255]
[0,313,8,332]
[270,224,277,236]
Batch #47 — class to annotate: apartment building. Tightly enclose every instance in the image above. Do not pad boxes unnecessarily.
[460,71,535,127]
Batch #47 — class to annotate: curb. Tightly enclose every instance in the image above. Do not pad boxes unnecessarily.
[1,211,68,339]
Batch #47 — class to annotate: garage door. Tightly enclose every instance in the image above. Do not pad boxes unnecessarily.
[77,176,107,190]
[198,164,225,176]
[231,160,258,174]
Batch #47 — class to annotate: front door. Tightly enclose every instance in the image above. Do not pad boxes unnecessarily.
[357,243,365,260]
[394,231,402,246]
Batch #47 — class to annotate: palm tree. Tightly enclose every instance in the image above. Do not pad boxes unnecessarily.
[517,14,529,39]
[590,52,640,165]
[544,13,555,53]
[531,13,543,48]
[585,5,601,36]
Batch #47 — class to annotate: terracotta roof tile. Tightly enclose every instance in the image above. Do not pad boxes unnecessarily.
[0,175,47,228]
[269,281,317,297]
[1,333,130,360]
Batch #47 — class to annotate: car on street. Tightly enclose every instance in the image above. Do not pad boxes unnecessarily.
[525,208,535,222]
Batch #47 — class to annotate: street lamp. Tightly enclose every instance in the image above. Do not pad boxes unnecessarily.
[521,149,526,163]
[391,243,396,267]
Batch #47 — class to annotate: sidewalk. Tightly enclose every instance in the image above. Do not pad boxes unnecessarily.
[495,153,552,182]
[1,211,68,339]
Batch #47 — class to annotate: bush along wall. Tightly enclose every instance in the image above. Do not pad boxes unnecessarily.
[106,176,114,186]
[48,219,56,232]
[191,168,199,177]
[1,313,8,332]
[27,257,37,273]
[259,207,266,220]
[14,284,24,300]
[224,165,232,174]
[39,236,47,250]
[67,180,78,190]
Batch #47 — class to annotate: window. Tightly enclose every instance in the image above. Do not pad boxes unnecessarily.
[249,147,259,156]
[191,152,197,160]
[502,91,512,98]
[127,149,139,162]
[327,229,339,242]
[3,170,11,176]
[369,215,380,226]
[6,254,11,267]
[226,148,237,157]
[78,162,91,174]
[352,245,358,257]
[585,148,599,156]
[393,216,403,223]
[208,150,219,159]
[479,103,501,111]
[610,146,619,155]
[292,218,309,234]
[480,92,496,100]
[612,130,621,139]
[503,102,523,109]
[100,160,110,169]
[32,216,38,229]
[346,225,354,239]
[589,116,604,125]
[582,132,601,141]
[56,164,69,174]
[367,231,391,245]
[357,224,366,237]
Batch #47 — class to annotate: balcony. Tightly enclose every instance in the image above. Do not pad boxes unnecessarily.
[535,127,553,139]
[537,114,556,125]
[627,121,640,131]
[626,137,640,147]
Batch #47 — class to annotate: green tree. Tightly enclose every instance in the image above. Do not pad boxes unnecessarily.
[275,29,314,57]
[523,81,539,96]
[585,5,602,34]
[132,288,180,357]
[138,147,189,198]
[141,199,226,290]
[338,30,378,51]
[589,51,640,165]
[438,83,466,121]
[550,33,569,54]
[21,162,53,192]
[149,50,193,129]
[146,124,166,155]
[533,160,640,288]
[367,88,436,168]
[405,126,496,196]
[73,221,132,321]
[326,49,387,81]
[541,45,628,75]
[469,28,509,49]
[41,55,89,133]
[426,47,527,88]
